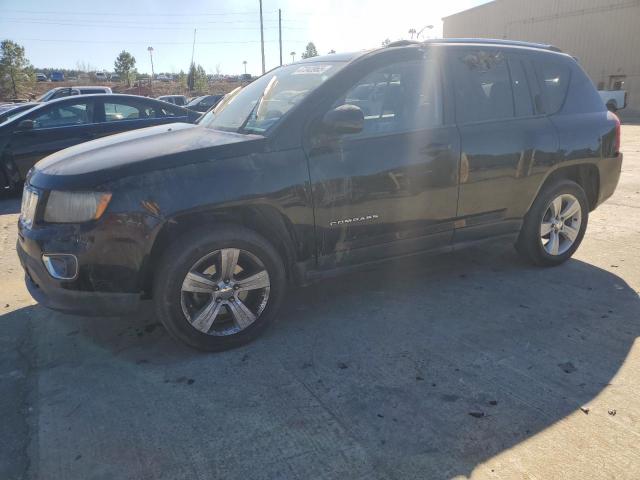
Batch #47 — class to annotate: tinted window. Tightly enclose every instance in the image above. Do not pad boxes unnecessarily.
[32,102,92,128]
[336,58,442,137]
[452,50,514,123]
[533,58,570,114]
[104,102,153,121]
[50,89,71,100]
[508,57,534,117]
[80,88,106,94]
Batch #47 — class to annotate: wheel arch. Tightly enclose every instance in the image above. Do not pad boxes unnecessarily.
[141,204,301,297]
[531,163,600,213]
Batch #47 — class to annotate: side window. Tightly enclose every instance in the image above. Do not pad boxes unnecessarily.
[103,102,152,122]
[336,58,442,137]
[156,106,182,117]
[508,57,534,117]
[32,102,92,129]
[533,58,570,114]
[50,89,71,100]
[451,49,514,123]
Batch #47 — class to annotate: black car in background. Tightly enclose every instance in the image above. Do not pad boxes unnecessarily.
[185,94,224,112]
[1,94,200,190]
[17,40,622,351]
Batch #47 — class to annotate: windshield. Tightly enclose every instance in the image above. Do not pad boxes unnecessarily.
[187,96,205,107]
[36,89,56,102]
[199,62,345,134]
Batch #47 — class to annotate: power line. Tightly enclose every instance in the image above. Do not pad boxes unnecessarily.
[11,38,308,45]
[0,17,306,30]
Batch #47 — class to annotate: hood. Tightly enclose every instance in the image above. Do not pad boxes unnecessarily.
[28,123,265,190]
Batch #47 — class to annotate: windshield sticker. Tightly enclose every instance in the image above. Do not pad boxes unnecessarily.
[292,65,333,75]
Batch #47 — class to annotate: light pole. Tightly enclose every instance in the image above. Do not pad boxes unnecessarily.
[243,60,247,74]
[290,51,296,62]
[416,25,434,39]
[147,46,155,87]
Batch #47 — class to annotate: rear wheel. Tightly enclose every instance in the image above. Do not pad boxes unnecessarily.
[516,179,588,266]
[153,226,286,351]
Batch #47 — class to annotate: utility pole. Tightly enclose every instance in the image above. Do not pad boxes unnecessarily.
[259,0,265,74]
[147,46,154,92]
[191,28,197,67]
[147,46,155,79]
[278,9,283,66]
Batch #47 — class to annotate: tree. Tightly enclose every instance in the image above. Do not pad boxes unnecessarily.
[187,63,207,92]
[0,40,34,99]
[290,51,296,62]
[301,42,318,59]
[381,38,391,47]
[408,28,417,39]
[328,49,336,54]
[114,50,136,87]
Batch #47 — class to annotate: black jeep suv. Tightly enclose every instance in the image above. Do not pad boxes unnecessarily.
[17,39,622,351]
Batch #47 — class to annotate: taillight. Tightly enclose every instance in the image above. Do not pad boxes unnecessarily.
[608,110,621,154]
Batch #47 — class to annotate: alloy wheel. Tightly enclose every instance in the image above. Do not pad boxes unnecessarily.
[180,248,270,336]
[540,193,582,256]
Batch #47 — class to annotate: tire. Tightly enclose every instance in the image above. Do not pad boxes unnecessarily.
[516,179,589,267]
[153,225,286,351]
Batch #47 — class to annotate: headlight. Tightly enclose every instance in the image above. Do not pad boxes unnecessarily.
[44,191,112,223]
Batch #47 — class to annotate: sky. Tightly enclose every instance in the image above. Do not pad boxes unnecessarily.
[0,0,490,76]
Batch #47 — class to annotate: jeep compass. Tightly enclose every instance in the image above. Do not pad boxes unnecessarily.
[17,39,622,351]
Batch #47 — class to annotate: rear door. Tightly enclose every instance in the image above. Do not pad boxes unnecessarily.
[448,47,558,242]
[7,99,96,178]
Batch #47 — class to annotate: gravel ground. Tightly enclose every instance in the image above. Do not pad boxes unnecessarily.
[1,126,639,480]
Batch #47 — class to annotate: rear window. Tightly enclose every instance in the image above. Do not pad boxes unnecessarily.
[80,88,106,94]
[451,50,514,123]
[533,58,570,114]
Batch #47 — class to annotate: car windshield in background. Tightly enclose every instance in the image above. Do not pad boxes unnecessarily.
[199,62,345,134]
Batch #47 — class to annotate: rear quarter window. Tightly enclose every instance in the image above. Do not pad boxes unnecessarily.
[533,57,570,114]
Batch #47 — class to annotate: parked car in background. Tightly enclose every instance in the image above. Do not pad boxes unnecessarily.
[95,72,109,82]
[0,102,39,123]
[110,73,120,82]
[598,90,627,112]
[36,86,112,102]
[14,40,622,351]
[185,94,224,112]
[157,95,188,106]
[49,71,64,82]
[157,74,171,82]
[36,73,47,82]
[0,94,200,190]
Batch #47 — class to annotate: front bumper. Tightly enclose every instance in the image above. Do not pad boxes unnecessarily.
[17,240,140,315]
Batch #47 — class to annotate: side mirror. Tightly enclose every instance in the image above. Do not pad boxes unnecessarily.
[16,119,35,131]
[322,104,364,135]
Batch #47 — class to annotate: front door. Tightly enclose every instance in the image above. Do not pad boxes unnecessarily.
[304,53,461,269]
[8,99,96,179]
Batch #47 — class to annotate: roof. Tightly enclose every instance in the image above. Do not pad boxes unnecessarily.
[422,38,562,52]
[294,50,369,64]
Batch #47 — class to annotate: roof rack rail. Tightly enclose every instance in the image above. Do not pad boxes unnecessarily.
[385,40,422,48]
[423,38,563,52]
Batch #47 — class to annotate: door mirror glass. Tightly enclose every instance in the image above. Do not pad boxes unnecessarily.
[322,104,364,135]
[16,119,35,131]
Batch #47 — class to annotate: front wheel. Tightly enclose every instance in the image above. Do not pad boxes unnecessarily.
[153,226,286,351]
[516,179,589,266]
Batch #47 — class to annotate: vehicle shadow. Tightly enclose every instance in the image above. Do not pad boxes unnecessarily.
[8,241,639,479]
